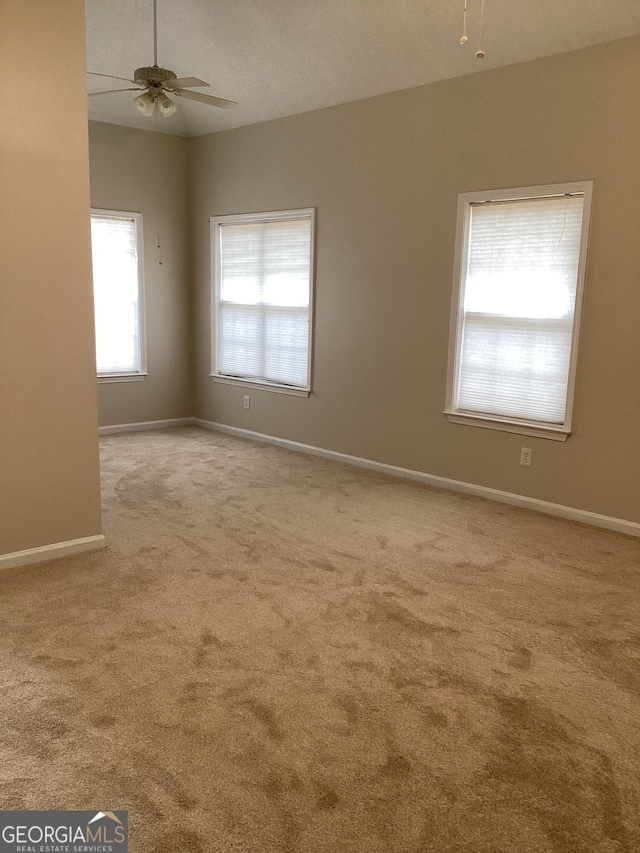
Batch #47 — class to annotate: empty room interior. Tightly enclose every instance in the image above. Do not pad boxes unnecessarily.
[2,1,640,850]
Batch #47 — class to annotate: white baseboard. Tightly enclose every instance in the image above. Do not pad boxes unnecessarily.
[0,534,107,571]
[194,418,640,539]
[99,417,194,436]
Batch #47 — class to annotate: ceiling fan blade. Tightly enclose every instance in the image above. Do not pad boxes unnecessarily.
[89,88,143,96]
[173,89,237,109]
[163,77,209,90]
[88,72,137,84]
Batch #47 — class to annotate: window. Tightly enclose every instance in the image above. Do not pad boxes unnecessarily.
[211,209,315,395]
[445,182,593,440]
[90,209,146,381]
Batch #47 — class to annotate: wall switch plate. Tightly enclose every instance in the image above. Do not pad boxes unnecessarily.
[243,395,250,410]
[520,447,533,467]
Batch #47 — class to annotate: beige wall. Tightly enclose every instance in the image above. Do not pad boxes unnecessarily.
[0,0,102,555]
[89,122,193,426]
[191,35,640,525]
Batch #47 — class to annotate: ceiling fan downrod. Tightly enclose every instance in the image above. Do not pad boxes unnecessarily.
[153,0,158,66]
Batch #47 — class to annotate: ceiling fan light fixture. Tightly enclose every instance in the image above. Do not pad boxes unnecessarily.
[133,91,156,116]
[156,92,177,116]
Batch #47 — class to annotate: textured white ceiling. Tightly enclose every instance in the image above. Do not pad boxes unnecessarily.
[86,0,640,138]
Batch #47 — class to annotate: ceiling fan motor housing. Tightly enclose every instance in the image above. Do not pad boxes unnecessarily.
[133,66,177,86]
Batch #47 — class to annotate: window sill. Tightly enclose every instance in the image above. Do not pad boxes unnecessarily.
[211,374,310,398]
[98,373,147,384]
[444,411,570,441]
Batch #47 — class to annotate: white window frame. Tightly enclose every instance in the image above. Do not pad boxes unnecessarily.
[445,182,593,441]
[91,208,147,383]
[210,208,315,397]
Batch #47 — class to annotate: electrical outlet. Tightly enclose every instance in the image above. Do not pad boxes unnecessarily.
[520,447,533,467]
[243,395,250,410]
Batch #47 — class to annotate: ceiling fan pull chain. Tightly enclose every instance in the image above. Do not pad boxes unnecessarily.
[460,0,468,45]
[476,0,486,58]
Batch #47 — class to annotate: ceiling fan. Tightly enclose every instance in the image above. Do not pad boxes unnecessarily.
[88,0,237,118]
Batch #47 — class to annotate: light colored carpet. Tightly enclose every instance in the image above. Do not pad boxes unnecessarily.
[1,426,639,852]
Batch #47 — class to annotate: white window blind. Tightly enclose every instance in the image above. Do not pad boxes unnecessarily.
[91,212,144,376]
[213,211,314,390]
[449,185,592,435]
